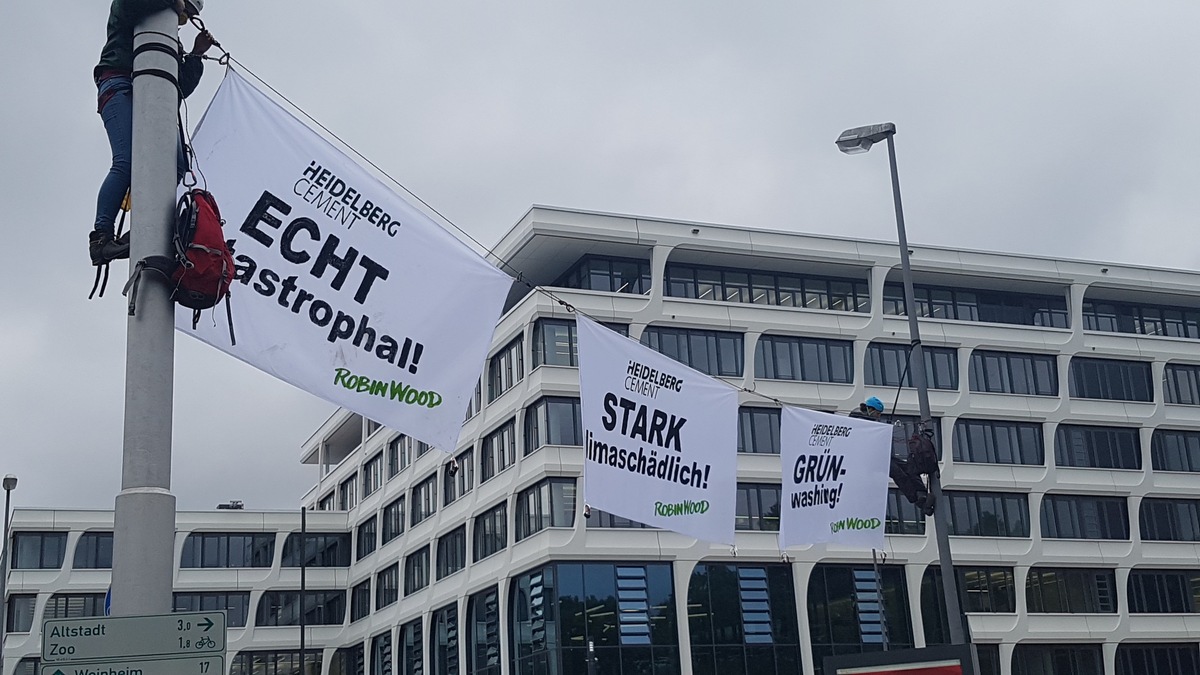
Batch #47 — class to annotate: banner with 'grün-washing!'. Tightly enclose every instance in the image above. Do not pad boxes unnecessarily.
[576,315,737,544]
[780,407,892,549]
[183,69,512,452]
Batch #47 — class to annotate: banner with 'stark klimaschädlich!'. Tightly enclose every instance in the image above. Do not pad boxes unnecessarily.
[184,69,512,452]
[576,315,737,544]
[780,407,893,549]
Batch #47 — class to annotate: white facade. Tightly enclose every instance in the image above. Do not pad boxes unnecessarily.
[6,206,1200,675]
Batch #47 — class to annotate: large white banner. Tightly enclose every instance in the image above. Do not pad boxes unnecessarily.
[185,69,512,452]
[576,316,737,544]
[780,407,892,549]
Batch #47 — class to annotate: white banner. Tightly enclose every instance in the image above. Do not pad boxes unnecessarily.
[780,407,892,549]
[184,69,512,452]
[576,316,737,544]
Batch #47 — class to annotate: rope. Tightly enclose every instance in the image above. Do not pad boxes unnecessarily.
[190,41,838,412]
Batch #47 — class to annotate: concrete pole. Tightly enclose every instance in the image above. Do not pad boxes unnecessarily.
[111,8,180,617]
[885,134,967,645]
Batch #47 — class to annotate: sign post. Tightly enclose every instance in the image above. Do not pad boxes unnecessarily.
[41,612,226,675]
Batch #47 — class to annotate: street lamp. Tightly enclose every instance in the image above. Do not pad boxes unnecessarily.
[836,124,967,646]
[2,474,17,657]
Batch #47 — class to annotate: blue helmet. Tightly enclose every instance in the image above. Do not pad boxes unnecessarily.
[864,396,885,412]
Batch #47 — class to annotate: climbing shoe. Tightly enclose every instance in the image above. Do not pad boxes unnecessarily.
[89,230,130,266]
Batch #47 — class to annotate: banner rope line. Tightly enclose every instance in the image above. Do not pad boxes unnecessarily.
[192,47,846,414]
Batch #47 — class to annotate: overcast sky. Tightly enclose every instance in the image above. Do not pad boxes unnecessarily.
[2,1,1198,512]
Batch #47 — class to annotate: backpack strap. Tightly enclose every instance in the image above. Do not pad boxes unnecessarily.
[89,263,110,300]
[224,294,236,346]
[122,255,177,316]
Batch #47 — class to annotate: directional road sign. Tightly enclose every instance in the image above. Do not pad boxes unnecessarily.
[41,655,224,675]
[42,612,226,663]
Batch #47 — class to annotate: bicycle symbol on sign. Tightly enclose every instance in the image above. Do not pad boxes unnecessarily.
[195,637,217,650]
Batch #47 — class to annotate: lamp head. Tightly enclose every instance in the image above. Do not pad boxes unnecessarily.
[836,122,896,155]
[3,474,16,491]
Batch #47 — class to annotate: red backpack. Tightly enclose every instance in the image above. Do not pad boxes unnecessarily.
[124,188,236,343]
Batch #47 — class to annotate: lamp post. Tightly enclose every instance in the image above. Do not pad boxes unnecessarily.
[1,474,17,658]
[836,123,967,646]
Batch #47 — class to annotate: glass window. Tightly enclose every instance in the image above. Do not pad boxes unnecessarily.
[339,473,358,511]
[399,618,423,675]
[375,564,399,610]
[886,283,1068,327]
[641,326,744,377]
[1068,357,1153,402]
[1083,297,1200,339]
[386,435,402,478]
[280,533,350,567]
[350,579,371,622]
[467,587,501,675]
[954,419,1044,465]
[922,566,1016,645]
[1140,498,1200,542]
[688,564,800,675]
[945,491,1030,537]
[403,546,430,596]
[1012,644,1103,675]
[533,318,577,367]
[382,497,405,545]
[807,564,914,671]
[430,603,459,675]
[6,594,37,633]
[969,350,1058,395]
[885,488,926,535]
[388,434,423,477]
[1054,425,1142,469]
[317,492,336,511]
[443,448,474,506]
[12,532,67,570]
[356,516,377,561]
[667,262,869,314]
[173,592,251,628]
[229,650,321,675]
[473,502,508,561]
[255,590,346,626]
[73,531,113,569]
[516,478,577,541]
[44,593,106,620]
[487,336,524,402]
[371,632,392,675]
[585,508,655,529]
[735,483,781,532]
[754,335,853,383]
[331,644,364,675]
[1041,494,1130,540]
[738,407,781,455]
[1165,363,1200,405]
[1128,569,1200,613]
[363,452,383,497]
[1152,429,1200,472]
[181,532,276,568]
[511,562,678,674]
[411,473,438,527]
[865,343,959,390]
[524,397,583,455]
[557,255,651,295]
[435,526,467,580]
[1025,568,1117,613]
[1116,644,1200,675]
[480,420,516,483]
